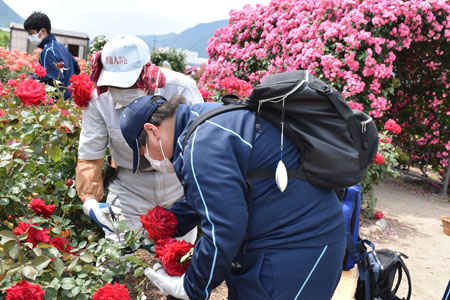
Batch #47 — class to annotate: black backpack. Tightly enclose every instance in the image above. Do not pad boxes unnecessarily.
[184,70,379,190]
[350,239,412,300]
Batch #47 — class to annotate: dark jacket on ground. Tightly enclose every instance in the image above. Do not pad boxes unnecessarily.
[38,34,80,99]
[169,102,346,300]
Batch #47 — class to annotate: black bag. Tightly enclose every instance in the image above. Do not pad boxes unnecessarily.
[184,70,379,190]
[352,240,412,300]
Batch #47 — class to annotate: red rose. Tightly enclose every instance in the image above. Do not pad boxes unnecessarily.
[140,206,178,243]
[33,62,47,77]
[6,281,44,300]
[159,239,194,276]
[49,236,74,253]
[154,237,177,258]
[93,283,130,300]
[66,178,73,186]
[14,78,47,106]
[0,109,6,117]
[374,211,384,219]
[374,152,385,165]
[20,74,27,80]
[69,73,93,107]
[12,220,50,247]
[29,198,55,218]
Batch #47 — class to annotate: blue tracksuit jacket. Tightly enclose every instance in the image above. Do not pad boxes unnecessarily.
[37,34,80,99]
[170,103,346,300]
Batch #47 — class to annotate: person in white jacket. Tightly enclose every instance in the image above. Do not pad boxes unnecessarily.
[76,34,202,243]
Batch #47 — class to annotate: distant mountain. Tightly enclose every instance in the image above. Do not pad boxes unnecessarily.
[0,0,24,28]
[139,19,228,58]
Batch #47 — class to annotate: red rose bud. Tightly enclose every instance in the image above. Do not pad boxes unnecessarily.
[6,281,44,300]
[66,178,73,186]
[374,211,384,219]
[93,283,130,300]
[56,61,65,69]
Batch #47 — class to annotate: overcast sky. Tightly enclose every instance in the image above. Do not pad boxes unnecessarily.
[5,0,271,38]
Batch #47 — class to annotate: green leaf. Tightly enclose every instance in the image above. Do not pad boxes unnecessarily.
[55,258,64,277]
[134,267,144,277]
[22,265,38,280]
[126,255,145,267]
[32,255,52,270]
[78,240,87,249]
[48,145,63,162]
[76,293,89,300]
[67,257,80,271]
[61,277,76,290]
[8,242,19,259]
[71,286,81,296]
[32,247,43,257]
[44,287,58,300]
[0,230,17,242]
[67,188,76,198]
[80,252,95,263]
[114,221,129,231]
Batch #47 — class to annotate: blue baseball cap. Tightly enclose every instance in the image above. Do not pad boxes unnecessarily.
[120,95,167,173]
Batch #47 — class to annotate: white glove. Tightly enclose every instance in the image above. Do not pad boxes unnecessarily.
[145,263,189,299]
[83,199,115,232]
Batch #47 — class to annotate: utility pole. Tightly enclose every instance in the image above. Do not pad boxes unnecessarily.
[152,37,157,52]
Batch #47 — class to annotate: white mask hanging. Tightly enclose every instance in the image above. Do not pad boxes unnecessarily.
[144,138,175,173]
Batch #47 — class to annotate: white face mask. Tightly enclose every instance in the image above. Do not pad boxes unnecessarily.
[28,30,43,46]
[109,87,146,108]
[144,138,175,173]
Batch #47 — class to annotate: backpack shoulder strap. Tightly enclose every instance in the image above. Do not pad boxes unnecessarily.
[182,103,247,148]
[395,254,412,300]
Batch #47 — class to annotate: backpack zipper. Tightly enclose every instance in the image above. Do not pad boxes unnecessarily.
[361,117,372,133]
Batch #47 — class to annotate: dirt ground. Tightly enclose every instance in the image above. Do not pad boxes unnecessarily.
[359,178,450,300]
[134,177,450,299]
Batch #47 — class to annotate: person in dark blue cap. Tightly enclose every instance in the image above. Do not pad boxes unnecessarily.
[120,95,346,300]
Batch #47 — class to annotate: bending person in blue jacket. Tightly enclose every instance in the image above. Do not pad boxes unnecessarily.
[120,95,346,300]
[24,12,81,99]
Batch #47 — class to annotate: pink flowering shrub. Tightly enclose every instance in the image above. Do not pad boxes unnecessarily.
[202,0,449,181]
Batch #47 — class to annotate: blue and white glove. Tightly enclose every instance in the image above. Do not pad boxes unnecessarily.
[83,199,115,232]
[145,263,189,299]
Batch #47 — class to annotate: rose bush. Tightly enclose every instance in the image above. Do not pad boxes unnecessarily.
[200,0,449,210]
[0,47,151,299]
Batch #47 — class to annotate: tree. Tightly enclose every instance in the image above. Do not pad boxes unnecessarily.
[0,29,10,48]
[151,48,186,73]
[89,35,108,55]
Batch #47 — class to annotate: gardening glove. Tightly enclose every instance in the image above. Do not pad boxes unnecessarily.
[145,263,189,300]
[83,198,116,232]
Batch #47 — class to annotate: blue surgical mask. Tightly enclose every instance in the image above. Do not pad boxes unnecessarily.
[144,139,175,173]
